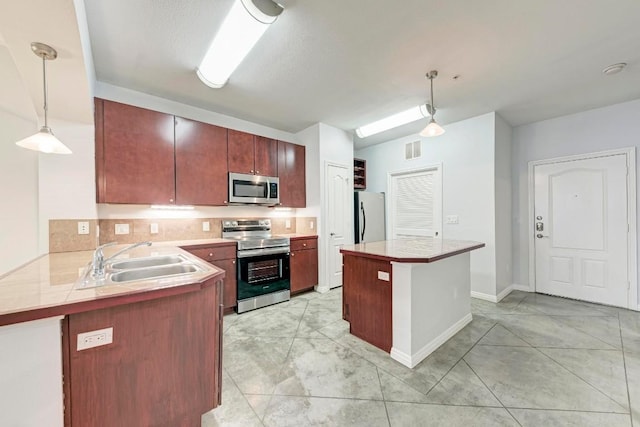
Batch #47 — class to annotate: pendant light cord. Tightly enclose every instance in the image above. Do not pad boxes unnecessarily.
[429,74,435,119]
[41,54,49,129]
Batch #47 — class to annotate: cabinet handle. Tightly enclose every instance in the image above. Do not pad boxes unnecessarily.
[232,260,236,264]
[256,170,260,174]
[169,198,174,202]
[224,200,227,204]
[291,253,295,256]
[250,170,254,174]
[303,243,307,247]
[209,253,213,257]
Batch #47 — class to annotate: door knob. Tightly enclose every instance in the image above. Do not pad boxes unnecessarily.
[330,232,335,236]
[536,234,544,238]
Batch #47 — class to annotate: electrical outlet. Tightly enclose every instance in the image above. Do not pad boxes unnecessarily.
[77,327,113,351]
[115,223,130,235]
[310,221,314,230]
[377,271,390,281]
[285,219,291,229]
[150,223,159,234]
[77,221,90,235]
[202,221,210,232]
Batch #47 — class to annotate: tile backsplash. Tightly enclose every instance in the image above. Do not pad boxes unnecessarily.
[49,217,317,253]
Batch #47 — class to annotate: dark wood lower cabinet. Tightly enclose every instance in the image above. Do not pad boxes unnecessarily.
[289,237,318,294]
[62,280,222,427]
[342,254,392,352]
[181,243,237,313]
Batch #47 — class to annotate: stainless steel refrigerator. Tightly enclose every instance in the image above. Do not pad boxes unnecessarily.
[354,191,386,243]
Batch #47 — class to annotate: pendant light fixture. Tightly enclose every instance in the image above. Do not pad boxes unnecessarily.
[419,70,445,137]
[15,42,72,154]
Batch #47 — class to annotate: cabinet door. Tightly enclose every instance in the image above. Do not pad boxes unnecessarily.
[97,99,176,204]
[175,117,228,205]
[277,141,306,207]
[214,258,237,309]
[290,248,317,293]
[227,129,255,174]
[254,136,278,176]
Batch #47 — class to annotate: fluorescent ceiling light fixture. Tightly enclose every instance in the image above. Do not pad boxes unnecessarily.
[355,105,430,138]
[16,42,72,154]
[150,205,195,210]
[197,0,283,88]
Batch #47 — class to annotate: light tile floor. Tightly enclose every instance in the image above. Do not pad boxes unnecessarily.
[202,289,640,426]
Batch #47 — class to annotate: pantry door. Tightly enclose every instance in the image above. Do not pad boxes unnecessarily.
[532,152,632,308]
[326,162,352,289]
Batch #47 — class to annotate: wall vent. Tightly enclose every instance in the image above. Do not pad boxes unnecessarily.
[405,141,421,160]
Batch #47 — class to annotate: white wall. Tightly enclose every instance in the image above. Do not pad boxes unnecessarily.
[356,113,497,297]
[494,114,513,296]
[38,118,98,251]
[512,99,640,303]
[297,123,354,290]
[0,110,39,275]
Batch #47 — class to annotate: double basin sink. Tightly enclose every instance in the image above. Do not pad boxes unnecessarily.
[76,253,205,289]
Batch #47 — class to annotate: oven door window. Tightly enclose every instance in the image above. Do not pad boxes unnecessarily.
[237,252,290,301]
[232,179,268,198]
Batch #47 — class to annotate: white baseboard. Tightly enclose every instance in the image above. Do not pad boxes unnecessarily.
[390,313,473,369]
[314,285,331,294]
[470,291,498,303]
[471,284,532,304]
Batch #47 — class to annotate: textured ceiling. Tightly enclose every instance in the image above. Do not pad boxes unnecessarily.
[10,0,640,147]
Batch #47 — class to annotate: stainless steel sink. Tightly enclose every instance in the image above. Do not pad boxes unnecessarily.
[109,264,201,283]
[109,255,187,270]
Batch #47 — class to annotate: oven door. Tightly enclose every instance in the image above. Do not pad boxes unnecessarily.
[237,251,290,301]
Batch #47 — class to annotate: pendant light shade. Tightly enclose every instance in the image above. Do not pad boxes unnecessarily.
[419,70,445,137]
[16,42,72,155]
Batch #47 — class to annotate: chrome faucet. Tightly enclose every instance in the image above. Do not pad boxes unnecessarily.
[91,241,152,278]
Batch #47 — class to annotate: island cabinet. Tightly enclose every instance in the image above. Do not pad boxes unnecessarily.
[62,277,223,427]
[182,242,237,312]
[227,129,278,176]
[277,141,306,207]
[95,98,176,204]
[175,117,229,205]
[289,236,318,294]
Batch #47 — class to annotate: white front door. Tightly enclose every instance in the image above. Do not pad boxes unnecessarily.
[326,163,351,288]
[534,154,629,308]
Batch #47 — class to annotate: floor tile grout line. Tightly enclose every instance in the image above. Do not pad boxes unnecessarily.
[549,314,623,350]
[497,321,629,408]
[223,368,267,427]
[422,321,499,396]
[375,366,393,427]
[258,297,310,424]
[618,313,635,426]
[461,359,523,426]
[501,406,633,415]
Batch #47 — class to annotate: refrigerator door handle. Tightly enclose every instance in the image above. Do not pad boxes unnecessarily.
[360,201,366,241]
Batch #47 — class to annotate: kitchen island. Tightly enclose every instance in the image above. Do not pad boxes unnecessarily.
[340,238,484,368]
[0,244,225,427]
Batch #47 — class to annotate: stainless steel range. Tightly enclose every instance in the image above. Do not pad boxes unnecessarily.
[222,219,290,313]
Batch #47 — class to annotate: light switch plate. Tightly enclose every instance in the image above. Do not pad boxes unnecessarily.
[150,223,159,234]
[77,327,113,351]
[202,221,210,232]
[115,223,130,235]
[310,221,314,230]
[446,215,459,224]
[285,219,291,229]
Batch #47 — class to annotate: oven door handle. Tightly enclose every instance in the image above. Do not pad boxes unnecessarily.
[237,247,290,258]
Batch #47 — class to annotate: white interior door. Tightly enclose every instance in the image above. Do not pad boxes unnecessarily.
[534,154,629,307]
[388,166,442,239]
[326,163,351,288]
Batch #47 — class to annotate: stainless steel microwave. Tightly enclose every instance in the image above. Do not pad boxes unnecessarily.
[228,172,280,205]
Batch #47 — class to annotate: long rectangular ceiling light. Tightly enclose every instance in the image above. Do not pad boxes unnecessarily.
[355,105,430,138]
[197,0,283,88]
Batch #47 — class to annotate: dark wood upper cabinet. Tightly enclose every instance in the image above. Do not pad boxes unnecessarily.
[254,136,278,176]
[277,141,306,207]
[227,129,255,174]
[96,99,175,204]
[228,130,278,176]
[175,118,228,205]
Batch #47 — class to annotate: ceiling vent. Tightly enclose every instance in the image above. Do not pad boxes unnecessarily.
[405,141,421,160]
